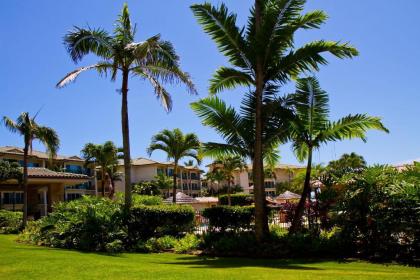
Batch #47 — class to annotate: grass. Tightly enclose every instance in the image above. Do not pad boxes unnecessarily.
[0,235,418,280]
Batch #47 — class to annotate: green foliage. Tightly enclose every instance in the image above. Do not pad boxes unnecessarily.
[145,236,178,252]
[0,210,22,234]
[219,193,253,206]
[0,160,22,183]
[132,194,162,206]
[132,182,161,196]
[203,206,254,232]
[174,233,201,253]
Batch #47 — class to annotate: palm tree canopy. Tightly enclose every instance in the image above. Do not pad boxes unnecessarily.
[191,0,358,95]
[191,92,293,163]
[57,3,197,112]
[289,77,389,161]
[213,154,247,181]
[147,128,201,165]
[81,141,119,169]
[2,112,60,158]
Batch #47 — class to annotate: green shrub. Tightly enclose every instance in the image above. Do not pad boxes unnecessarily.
[132,194,162,206]
[174,234,201,253]
[219,193,253,206]
[0,210,22,234]
[145,236,178,252]
[128,204,195,242]
[202,206,254,232]
[105,239,124,254]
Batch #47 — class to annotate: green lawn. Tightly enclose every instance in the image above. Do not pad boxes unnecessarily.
[0,235,418,280]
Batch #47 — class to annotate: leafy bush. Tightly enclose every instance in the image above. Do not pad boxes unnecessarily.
[19,196,124,252]
[219,193,253,206]
[0,210,22,234]
[132,194,162,206]
[174,234,201,253]
[203,206,254,232]
[127,204,195,242]
[145,236,178,252]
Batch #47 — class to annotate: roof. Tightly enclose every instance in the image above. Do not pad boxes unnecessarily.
[245,163,304,170]
[118,157,200,171]
[195,197,218,203]
[393,158,420,167]
[275,191,301,200]
[0,146,83,162]
[27,168,89,180]
[164,192,196,204]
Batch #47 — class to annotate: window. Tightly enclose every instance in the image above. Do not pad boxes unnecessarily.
[191,173,198,180]
[192,183,200,190]
[66,164,84,174]
[157,168,164,175]
[66,193,82,201]
[264,181,274,188]
[182,173,187,179]
[2,192,24,204]
[167,169,174,176]
[183,183,187,188]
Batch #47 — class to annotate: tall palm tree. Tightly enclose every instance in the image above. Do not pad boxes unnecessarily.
[81,141,119,198]
[147,129,201,202]
[57,4,196,209]
[213,155,247,205]
[191,0,358,241]
[2,112,60,226]
[206,168,225,196]
[288,77,389,233]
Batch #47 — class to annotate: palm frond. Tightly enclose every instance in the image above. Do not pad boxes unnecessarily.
[209,67,253,94]
[137,70,173,112]
[56,63,112,88]
[35,126,60,158]
[2,116,19,134]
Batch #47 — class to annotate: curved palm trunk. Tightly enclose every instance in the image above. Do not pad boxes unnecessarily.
[253,0,269,242]
[172,163,178,203]
[22,141,29,227]
[290,148,313,233]
[121,69,132,209]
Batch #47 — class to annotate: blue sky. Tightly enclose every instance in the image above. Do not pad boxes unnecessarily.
[1,0,419,168]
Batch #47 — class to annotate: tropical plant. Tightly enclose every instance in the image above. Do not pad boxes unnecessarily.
[191,0,358,241]
[0,160,22,183]
[153,173,173,198]
[57,4,196,209]
[81,141,119,198]
[205,168,225,195]
[212,155,247,205]
[147,129,201,202]
[2,112,60,226]
[288,77,389,233]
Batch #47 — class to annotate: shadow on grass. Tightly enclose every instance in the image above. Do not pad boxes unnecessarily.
[158,256,336,270]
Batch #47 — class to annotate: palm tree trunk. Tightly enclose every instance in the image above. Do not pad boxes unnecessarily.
[172,163,178,203]
[101,167,105,197]
[121,69,132,209]
[290,147,313,233]
[253,0,269,242]
[227,179,232,206]
[22,140,29,227]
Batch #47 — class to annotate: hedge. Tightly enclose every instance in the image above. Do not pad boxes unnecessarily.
[202,206,254,232]
[219,194,253,206]
[0,210,22,234]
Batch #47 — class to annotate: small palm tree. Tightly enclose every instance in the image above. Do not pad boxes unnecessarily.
[288,77,389,233]
[213,155,247,205]
[57,4,196,209]
[2,112,60,225]
[206,168,225,196]
[191,0,358,241]
[81,141,119,198]
[153,173,173,198]
[147,129,201,202]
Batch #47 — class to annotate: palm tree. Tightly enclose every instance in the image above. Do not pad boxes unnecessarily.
[57,4,196,209]
[147,129,201,202]
[206,168,225,196]
[212,155,247,205]
[2,112,60,226]
[81,141,119,198]
[153,173,173,198]
[191,0,358,241]
[288,77,389,233]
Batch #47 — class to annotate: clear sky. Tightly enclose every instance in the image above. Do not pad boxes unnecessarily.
[1,0,419,168]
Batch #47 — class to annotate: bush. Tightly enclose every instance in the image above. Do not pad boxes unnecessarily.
[132,194,162,206]
[145,236,178,252]
[127,204,195,242]
[0,210,22,234]
[174,234,201,253]
[19,196,124,251]
[219,193,253,206]
[202,206,254,232]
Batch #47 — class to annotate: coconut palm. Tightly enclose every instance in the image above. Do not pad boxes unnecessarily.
[288,77,389,233]
[57,4,196,209]
[147,129,201,203]
[2,112,60,226]
[153,173,173,198]
[191,0,358,240]
[213,155,247,205]
[205,168,225,195]
[81,141,119,198]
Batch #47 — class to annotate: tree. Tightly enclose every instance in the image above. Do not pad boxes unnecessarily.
[0,160,22,183]
[212,155,247,205]
[147,129,201,202]
[153,173,173,198]
[191,0,358,241]
[288,76,389,233]
[205,168,225,195]
[328,152,367,175]
[81,141,119,198]
[57,4,196,209]
[2,112,59,226]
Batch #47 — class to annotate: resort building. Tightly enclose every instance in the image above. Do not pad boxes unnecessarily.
[0,146,93,217]
[205,163,304,197]
[114,157,202,197]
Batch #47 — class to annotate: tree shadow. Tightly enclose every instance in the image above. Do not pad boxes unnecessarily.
[158,256,333,270]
